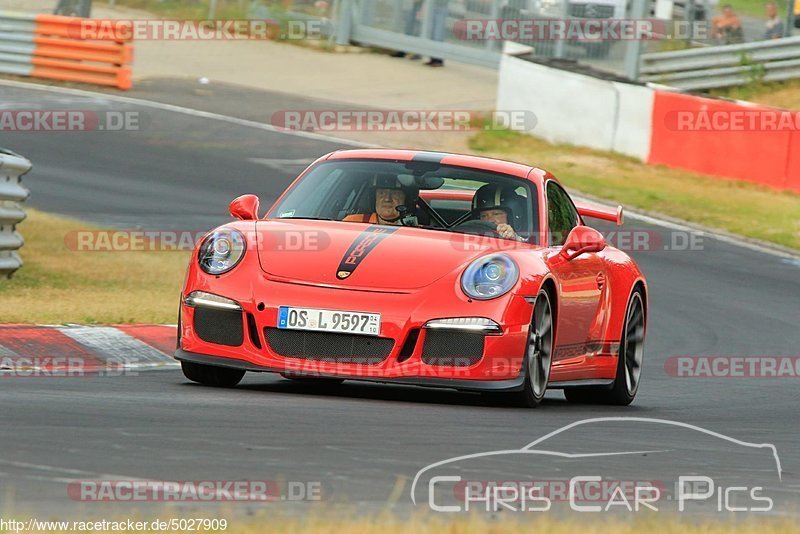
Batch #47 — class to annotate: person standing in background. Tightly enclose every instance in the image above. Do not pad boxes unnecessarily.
[426,0,449,67]
[390,0,448,67]
[764,1,784,39]
[794,0,800,29]
[390,0,424,59]
[712,4,745,43]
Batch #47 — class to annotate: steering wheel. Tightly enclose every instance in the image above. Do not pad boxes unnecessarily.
[452,219,500,237]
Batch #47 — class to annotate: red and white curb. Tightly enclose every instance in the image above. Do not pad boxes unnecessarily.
[0,325,179,374]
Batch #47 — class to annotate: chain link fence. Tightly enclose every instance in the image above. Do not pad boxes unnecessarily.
[43,0,800,82]
[349,0,631,71]
[246,0,800,77]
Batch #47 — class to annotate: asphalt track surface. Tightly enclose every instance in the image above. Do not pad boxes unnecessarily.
[1,79,799,521]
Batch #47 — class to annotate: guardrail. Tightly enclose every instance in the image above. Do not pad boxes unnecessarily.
[0,149,32,279]
[0,11,132,90]
[639,36,800,90]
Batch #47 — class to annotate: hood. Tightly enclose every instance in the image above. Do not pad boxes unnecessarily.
[255,220,517,291]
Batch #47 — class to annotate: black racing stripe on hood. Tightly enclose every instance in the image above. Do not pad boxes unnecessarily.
[336,225,400,280]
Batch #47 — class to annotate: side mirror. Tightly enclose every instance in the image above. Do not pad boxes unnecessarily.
[229,194,260,221]
[560,226,607,261]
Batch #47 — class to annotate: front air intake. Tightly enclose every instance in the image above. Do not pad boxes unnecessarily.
[421,330,485,367]
[193,307,244,347]
[264,328,393,364]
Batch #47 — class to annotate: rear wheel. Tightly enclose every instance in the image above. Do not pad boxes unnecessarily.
[181,361,245,388]
[564,289,645,405]
[484,289,553,408]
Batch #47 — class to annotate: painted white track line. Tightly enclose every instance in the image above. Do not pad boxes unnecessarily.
[573,193,800,261]
[0,78,378,148]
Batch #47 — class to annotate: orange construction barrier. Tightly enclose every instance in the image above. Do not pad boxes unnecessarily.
[33,15,133,90]
[785,132,800,192]
[648,90,798,192]
[0,13,133,90]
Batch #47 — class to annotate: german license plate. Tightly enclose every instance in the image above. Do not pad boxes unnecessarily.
[277,306,381,336]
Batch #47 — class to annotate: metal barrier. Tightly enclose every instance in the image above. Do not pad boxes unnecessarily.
[323,0,641,76]
[640,35,800,90]
[0,11,132,90]
[275,0,799,85]
[0,149,32,279]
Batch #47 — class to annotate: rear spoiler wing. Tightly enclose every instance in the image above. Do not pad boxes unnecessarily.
[575,203,624,226]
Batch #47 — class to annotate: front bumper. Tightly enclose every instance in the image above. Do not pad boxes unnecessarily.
[177,277,533,384]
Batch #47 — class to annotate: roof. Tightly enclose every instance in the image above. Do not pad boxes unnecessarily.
[324,149,552,185]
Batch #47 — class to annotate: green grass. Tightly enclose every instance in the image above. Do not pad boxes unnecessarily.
[103,0,330,21]
[104,0,249,19]
[469,129,800,250]
[0,209,188,324]
[722,0,788,17]
[103,0,335,45]
[711,78,800,108]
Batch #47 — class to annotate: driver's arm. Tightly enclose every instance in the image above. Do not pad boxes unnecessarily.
[497,223,528,242]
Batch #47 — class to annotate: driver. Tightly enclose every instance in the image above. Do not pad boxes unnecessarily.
[472,184,527,241]
[344,174,419,225]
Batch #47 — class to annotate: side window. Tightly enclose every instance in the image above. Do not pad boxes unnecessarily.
[546,182,579,247]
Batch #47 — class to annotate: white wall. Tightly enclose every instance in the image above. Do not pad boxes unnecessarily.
[610,81,654,161]
[496,55,654,161]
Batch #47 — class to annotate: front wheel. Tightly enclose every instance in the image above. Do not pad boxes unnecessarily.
[484,289,554,408]
[181,361,245,388]
[565,288,645,405]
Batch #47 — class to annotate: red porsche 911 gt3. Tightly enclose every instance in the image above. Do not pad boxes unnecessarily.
[175,149,647,407]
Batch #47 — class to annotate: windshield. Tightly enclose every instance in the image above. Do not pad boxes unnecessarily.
[268,160,539,242]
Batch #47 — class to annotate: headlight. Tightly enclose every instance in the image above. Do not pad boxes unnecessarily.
[461,254,519,300]
[198,228,246,275]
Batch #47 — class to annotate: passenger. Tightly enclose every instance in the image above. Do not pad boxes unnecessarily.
[472,184,527,241]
